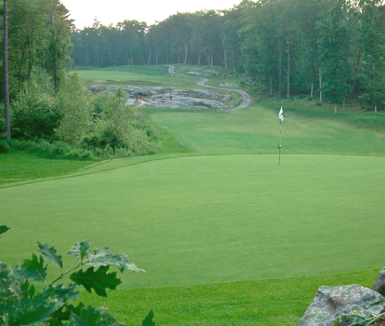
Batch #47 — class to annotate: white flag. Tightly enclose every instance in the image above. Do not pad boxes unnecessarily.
[278,107,284,122]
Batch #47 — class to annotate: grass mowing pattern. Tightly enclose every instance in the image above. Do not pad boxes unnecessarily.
[3,65,385,324]
[141,103,385,156]
[2,154,385,289]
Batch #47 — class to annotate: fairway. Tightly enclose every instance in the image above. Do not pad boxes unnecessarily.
[3,64,385,325]
[2,154,385,288]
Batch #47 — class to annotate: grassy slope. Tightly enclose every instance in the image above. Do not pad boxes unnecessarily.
[2,65,385,325]
[0,151,92,182]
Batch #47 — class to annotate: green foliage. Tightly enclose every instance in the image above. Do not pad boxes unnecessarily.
[141,310,155,326]
[0,140,10,153]
[316,0,349,108]
[11,76,60,141]
[4,0,72,94]
[335,311,385,325]
[70,266,122,297]
[0,225,145,326]
[55,73,92,145]
[81,88,160,155]
[0,226,10,237]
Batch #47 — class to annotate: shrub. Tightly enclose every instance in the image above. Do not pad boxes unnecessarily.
[55,73,92,145]
[50,141,72,156]
[0,140,10,153]
[9,139,33,150]
[63,148,93,160]
[11,78,60,141]
[0,225,155,325]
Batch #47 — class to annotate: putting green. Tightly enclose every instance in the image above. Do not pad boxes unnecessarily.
[1,154,385,288]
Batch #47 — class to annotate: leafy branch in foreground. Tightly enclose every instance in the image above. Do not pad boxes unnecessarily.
[335,309,385,326]
[0,225,155,326]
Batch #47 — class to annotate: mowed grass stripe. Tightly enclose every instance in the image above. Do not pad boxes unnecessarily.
[2,154,385,288]
[142,104,385,155]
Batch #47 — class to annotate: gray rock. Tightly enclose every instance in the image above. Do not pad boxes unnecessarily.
[298,285,385,326]
[90,84,230,109]
[172,89,230,101]
[89,84,106,93]
[142,96,228,109]
[373,268,385,296]
[220,83,238,87]
[186,69,218,77]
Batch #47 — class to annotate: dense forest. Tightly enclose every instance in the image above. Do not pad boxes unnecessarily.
[0,0,160,158]
[71,0,385,112]
[1,0,385,157]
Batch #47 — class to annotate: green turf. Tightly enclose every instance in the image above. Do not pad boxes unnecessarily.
[80,269,380,326]
[76,65,202,89]
[2,154,385,289]
[140,102,385,156]
[2,65,385,325]
[0,151,92,182]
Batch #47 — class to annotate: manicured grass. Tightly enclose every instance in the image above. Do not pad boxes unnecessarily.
[2,154,385,290]
[76,65,203,89]
[3,65,385,325]
[0,151,92,181]
[140,102,385,156]
[81,269,380,326]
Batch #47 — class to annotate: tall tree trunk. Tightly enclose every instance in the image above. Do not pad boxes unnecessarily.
[183,42,188,64]
[351,50,362,97]
[96,42,99,67]
[278,20,282,98]
[221,36,227,69]
[231,49,236,71]
[269,74,273,96]
[18,43,28,88]
[148,46,151,65]
[198,44,201,65]
[319,67,322,103]
[311,83,314,100]
[287,40,290,99]
[3,0,11,140]
[85,35,88,67]
[130,45,134,65]
[155,47,158,65]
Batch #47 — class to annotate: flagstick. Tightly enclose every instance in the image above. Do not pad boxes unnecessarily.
[278,120,282,165]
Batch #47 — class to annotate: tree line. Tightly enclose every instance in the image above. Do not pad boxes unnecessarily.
[71,0,385,112]
[0,0,159,158]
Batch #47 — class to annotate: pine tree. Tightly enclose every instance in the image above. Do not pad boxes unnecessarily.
[316,0,349,113]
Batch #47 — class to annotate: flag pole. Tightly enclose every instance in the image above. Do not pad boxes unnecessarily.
[278,120,282,165]
[277,107,283,165]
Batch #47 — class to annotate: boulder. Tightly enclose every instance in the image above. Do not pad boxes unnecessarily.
[220,83,238,87]
[186,69,218,77]
[298,284,385,326]
[373,268,385,296]
[89,84,106,93]
[92,84,231,109]
[142,96,228,109]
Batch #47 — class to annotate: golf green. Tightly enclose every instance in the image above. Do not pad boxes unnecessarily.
[1,153,384,288]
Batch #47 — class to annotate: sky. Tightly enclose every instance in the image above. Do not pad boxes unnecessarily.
[60,0,242,29]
